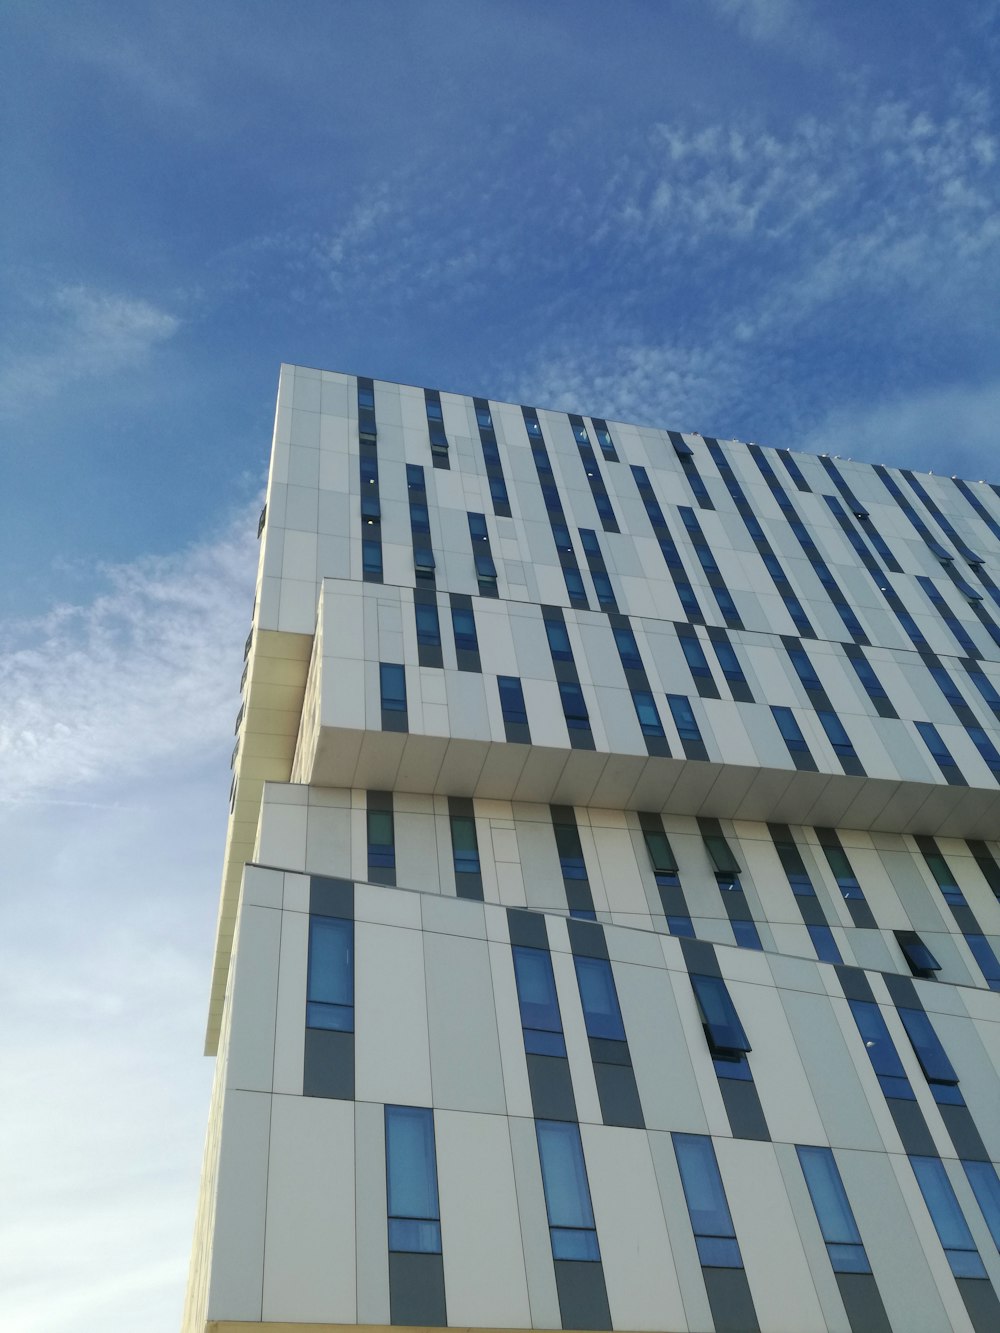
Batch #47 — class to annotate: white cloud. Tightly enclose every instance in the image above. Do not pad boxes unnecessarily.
[0,510,256,802]
[0,286,180,415]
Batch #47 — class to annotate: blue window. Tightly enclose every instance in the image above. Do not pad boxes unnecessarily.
[406,463,426,490]
[667,695,703,744]
[823,846,863,899]
[916,721,966,783]
[498,675,528,726]
[848,999,914,1099]
[594,491,617,526]
[552,522,573,552]
[797,1146,871,1273]
[896,933,942,979]
[817,711,857,758]
[361,494,381,524]
[668,915,696,937]
[965,934,1000,991]
[512,946,566,1056]
[910,1156,986,1278]
[414,602,441,648]
[367,808,395,870]
[413,548,436,578]
[677,582,701,618]
[563,566,588,604]
[772,706,813,761]
[489,474,510,509]
[966,668,1000,717]
[808,923,842,964]
[474,550,497,580]
[681,636,713,679]
[788,647,822,691]
[306,916,354,1031]
[897,1006,962,1103]
[451,606,478,653]
[357,379,375,409]
[385,1106,442,1254]
[592,571,616,607]
[963,1161,1000,1250]
[379,663,407,713]
[712,639,748,686]
[613,624,643,671]
[409,501,430,533]
[536,1121,600,1261]
[731,918,762,950]
[362,539,383,579]
[849,654,891,703]
[468,512,489,542]
[545,617,573,661]
[772,834,814,895]
[559,681,590,731]
[475,404,492,428]
[574,956,626,1042]
[967,726,1000,777]
[673,1133,743,1268]
[450,814,480,876]
[690,973,751,1058]
[632,690,666,738]
[923,851,965,904]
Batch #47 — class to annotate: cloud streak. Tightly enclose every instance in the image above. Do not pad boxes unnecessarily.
[0,285,180,415]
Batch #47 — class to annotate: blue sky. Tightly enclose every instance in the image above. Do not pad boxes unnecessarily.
[2,1,999,1328]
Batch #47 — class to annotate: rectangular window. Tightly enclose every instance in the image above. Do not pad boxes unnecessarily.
[848,999,913,1099]
[731,918,762,951]
[362,538,383,580]
[306,916,354,1031]
[797,1146,871,1273]
[808,923,842,964]
[963,1161,1000,1250]
[414,602,441,648]
[559,681,590,731]
[563,566,588,606]
[385,1105,442,1254]
[367,807,395,871]
[536,1121,600,1261]
[910,1156,986,1278]
[667,695,703,744]
[512,945,566,1056]
[680,635,713,679]
[498,675,528,727]
[788,646,822,692]
[451,605,478,653]
[545,616,573,661]
[673,1133,743,1268]
[896,1005,961,1103]
[574,956,626,1042]
[690,973,751,1058]
[450,813,480,876]
[771,831,815,896]
[613,624,643,671]
[643,829,678,876]
[817,710,857,759]
[896,931,942,979]
[632,690,666,738]
[379,662,407,713]
[554,819,588,881]
[772,706,815,767]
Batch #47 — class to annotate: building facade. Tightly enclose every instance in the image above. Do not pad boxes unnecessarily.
[183,365,1000,1333]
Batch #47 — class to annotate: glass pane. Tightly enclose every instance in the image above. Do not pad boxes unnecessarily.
[963,1161,1000,1249]
[536,1120,595,1229]
[380,663,406,710]
[911,1156,978,1252]
[731,919,762,950]
[574,956,626,1041]
[388,1217,441,1254]
[524,1028,567,1057]
[691,974,751,1053]
[306,1000,354,1031]
[898,1007,958,1084]
[695,1235,743,1268]
[808,924,842,964]
[644,830,677,874]
[849,1000,907,1079]
[550,1227,600,1261]
[674,1134,737,1240]
[367,809,394,848]
[613,626,642,669]
[828,1242,871,1273]
[797,1146,863,1245]
[386,1106,439,1222]
[513,947,563,1033]
[307,917,353,1007]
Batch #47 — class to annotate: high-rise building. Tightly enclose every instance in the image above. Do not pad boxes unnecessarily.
[183,365,1000,1333]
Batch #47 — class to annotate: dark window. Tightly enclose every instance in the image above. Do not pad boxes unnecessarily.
[450,814,480,876]
[823,846,863,900]
[808,923,842,963]
[817,711,857,758]
[910,1156,986,1278]
[731,919,762,950]
[896,932,942,979]
[536,1121,600,1261]
[772,706,814,761]
[673,1133,743,1268]
[379,663,407,713]
[963,1161,1000,1250]
[451,606,478,653]
[788,646,822,691]
[613,624,643,671]
[667,695,702,744]
[680,636,713,679]
[306,916,354,1031]
[559,681,590,731]
[690,973,751,1057]
[574,956,626,1041]
[385,1105,442,1254]
[797,1146,871,1274]
[498,676,528,726]
[643,830,678,875]
[414,602,441,647]
[512,945,566,1056]
[545,617,573,661]
[367,808,396,871]
[632,690,665,738]
[848,999,913,1099]
[554,820,588,881]
[897,1006,960,1101]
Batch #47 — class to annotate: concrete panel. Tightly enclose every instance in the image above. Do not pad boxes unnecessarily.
[437,1111,532,1327]
[262,1096,356,1322]
[614,960,708,1133]
[206,1089,271,1321]
[226,905,281,1094]
[354,920,432,1106]
[425,931,506,1114]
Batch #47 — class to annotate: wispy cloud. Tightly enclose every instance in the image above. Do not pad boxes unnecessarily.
[0,285,180,415]
[0,511,256,803]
